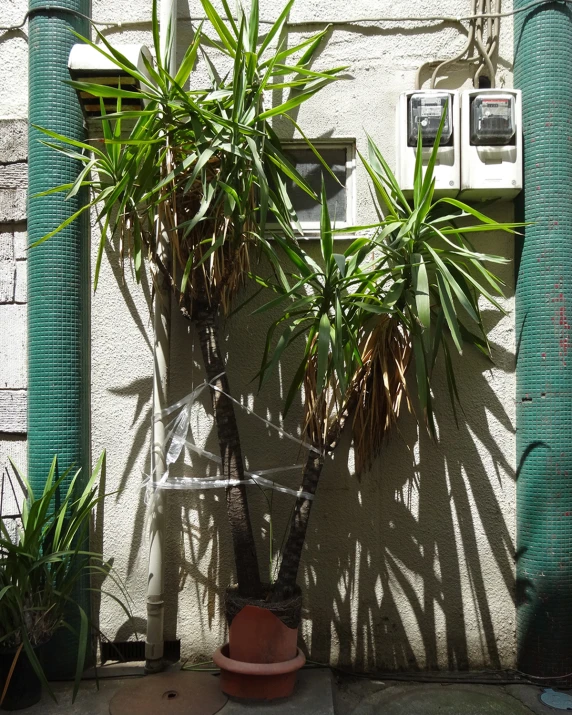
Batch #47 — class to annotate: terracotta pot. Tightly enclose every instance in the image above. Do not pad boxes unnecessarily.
[213,602,305,700]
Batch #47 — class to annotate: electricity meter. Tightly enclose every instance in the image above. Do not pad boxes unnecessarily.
[460,89,522,200]
[470,94,516,145]
[396,90,460,199]
[408,92,453,146]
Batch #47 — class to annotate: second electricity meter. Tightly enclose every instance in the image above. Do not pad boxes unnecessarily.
[470,94,516,145]
[407,92,453,146]
[460,88,522,200]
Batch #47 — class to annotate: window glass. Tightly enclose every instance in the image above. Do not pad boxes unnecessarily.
[283,147,347,224]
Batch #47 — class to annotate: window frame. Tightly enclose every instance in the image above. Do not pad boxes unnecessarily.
[278,138,357,238]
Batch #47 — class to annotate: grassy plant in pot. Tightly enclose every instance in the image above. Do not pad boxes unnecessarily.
[254,116,521,625]
[0,453,130,710]
[34,0,345,700]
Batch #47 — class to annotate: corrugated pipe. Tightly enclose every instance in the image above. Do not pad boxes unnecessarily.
[514,0,572,682]
[27,0,91,678]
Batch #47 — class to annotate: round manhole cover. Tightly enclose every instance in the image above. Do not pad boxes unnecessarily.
[354,684,535,715]
[109,672,227,715]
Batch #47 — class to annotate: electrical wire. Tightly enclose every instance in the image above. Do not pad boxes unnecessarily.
[429,18,475,89]
[416,0,478,91]
[416,0,501,89]
[513,668,572,682]
[179,657,572,686]
[474,0,501,85]
[0,6,115,31]
[1,0,571,33]
[473,0,497,87]
[333,664,572,686]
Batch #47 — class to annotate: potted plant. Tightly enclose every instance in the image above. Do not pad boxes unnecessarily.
[254,114,521,606]
[34,0,345,700]
[35,1,522,695]
[0,453,131,710]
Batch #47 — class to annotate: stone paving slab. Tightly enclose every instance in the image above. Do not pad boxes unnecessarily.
[221,668,334,714]
[506,684,564,715]
[23,678,132,715]
[348,682,551,715]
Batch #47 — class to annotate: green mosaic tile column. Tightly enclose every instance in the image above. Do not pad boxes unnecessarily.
[28,0,91,678]
[514,0,572,680]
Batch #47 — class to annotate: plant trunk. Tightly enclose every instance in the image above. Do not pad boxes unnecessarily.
[271,450,324,601]
[272,391,359,601]
[195,307,262,598]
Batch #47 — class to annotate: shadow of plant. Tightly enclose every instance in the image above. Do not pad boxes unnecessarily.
[132,222,517,670]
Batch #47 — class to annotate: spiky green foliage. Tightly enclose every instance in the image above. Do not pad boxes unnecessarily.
[33,0,346,598]
[33,0,346,316]
[0,454,132,704]
[257,111,522,473]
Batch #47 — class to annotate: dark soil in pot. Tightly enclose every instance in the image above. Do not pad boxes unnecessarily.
[225,585,302,629]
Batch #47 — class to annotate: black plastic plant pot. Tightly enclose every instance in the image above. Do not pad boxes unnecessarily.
[0,648,42,711]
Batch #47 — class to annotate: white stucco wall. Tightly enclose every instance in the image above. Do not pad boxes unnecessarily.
[0,0,517,671]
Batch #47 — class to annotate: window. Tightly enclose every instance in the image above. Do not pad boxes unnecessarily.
[280,140,356,235]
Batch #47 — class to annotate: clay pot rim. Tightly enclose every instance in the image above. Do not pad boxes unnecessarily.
[213,644,305,676]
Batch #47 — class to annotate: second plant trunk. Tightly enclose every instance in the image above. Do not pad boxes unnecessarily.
[272,451,324,601]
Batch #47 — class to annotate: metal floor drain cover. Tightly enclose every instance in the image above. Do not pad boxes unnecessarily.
[541,689,572,711]
[109,672,227,715]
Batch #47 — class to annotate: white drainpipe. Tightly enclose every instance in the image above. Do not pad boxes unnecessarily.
[145,0,177,674]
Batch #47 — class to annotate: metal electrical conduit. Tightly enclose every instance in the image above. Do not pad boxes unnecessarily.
[3,0,572,32]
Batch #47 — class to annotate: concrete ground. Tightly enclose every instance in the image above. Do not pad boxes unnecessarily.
[15,665,572,714]
[333,673,571,715]
[21,667,335,715]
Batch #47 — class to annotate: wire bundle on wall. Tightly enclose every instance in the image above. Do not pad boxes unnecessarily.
[1,1,570,34]
[416,0,502,89]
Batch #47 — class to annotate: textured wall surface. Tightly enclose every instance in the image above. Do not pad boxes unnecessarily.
[0,116,28,510]
[1,0,517,671]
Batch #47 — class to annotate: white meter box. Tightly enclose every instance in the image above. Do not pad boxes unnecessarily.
[460,88,522,200]
[396,90,460,199]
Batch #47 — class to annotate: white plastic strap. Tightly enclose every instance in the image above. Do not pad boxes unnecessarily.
[150,471,313,501]
[145,372,319,501]
[208,382,321,455]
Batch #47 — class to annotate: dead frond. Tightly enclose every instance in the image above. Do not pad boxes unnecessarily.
[351,316,412,475]
[301,316,412,472]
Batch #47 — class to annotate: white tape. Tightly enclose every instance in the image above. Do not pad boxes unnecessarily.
[208,382,321,455]
[149,472,313,501]
[145,372,320,502]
